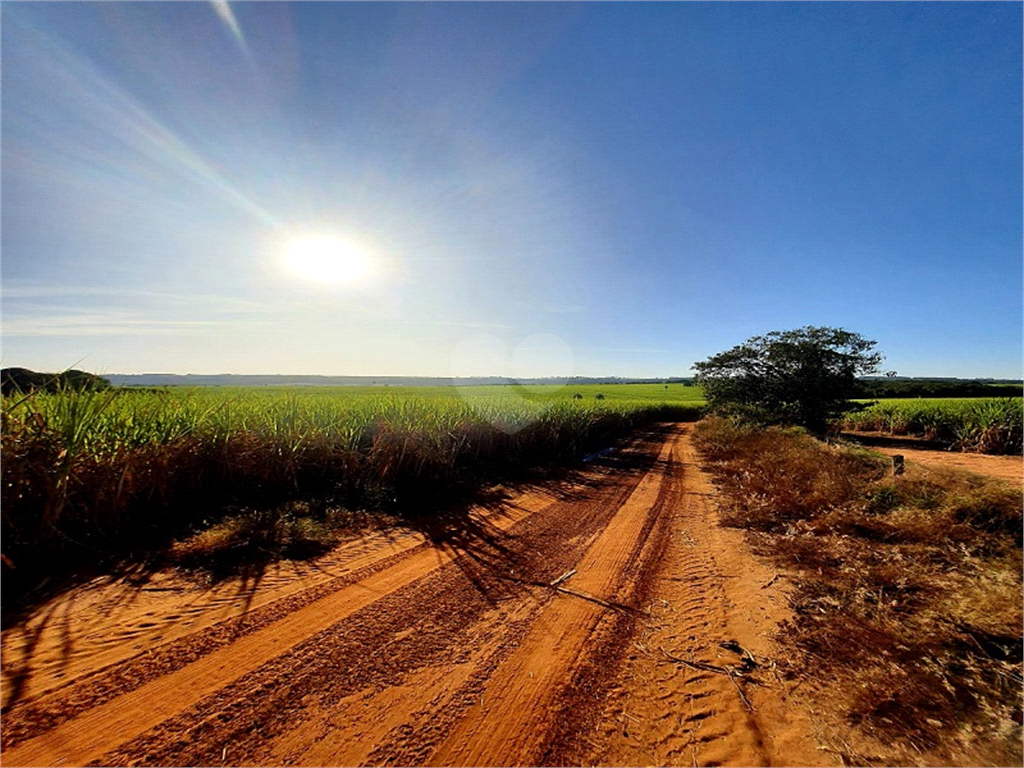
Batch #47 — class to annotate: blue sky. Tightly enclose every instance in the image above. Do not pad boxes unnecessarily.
[2,2,1021,378]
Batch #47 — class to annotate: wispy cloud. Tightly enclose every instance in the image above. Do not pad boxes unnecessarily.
[209,1,251,58]
[1,285,267,311]
[1,314,220,337]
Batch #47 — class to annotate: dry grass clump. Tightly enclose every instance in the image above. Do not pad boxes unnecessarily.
[693,417,1023,765]
[167,503,376,579]
[694,417,889,530]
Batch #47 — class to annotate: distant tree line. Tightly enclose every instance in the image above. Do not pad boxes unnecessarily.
[855,379,1022,399]
[1,368,112,396]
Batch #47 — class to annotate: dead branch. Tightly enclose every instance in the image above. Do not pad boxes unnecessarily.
[659,646,732,675]
[550,568,577,586]
[761,573,781,589]
[727,670,755,712]
[719,639,758,668]
[496,572,648,615]
[554,585,649,616]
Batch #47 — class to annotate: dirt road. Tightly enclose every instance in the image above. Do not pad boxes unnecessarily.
[844,432,1023,488]
[1,424,825,767]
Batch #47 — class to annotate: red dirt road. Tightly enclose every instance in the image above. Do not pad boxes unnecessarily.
[1,425,826,767]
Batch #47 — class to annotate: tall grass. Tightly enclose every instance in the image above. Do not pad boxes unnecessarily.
[1,387,700,586]
[843,397,1023,454]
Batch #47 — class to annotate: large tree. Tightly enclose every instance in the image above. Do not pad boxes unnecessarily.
[693,327,883,433]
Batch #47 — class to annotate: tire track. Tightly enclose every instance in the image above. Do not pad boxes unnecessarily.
[1,536,430,751]
[573,428,820,767]
[1,500,546,767]
[2,441,644,752]
[98,432,667,768]
[1,528,429,712]
[424,429,683,767]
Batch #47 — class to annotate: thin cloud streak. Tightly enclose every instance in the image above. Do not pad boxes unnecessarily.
[2,285,266,310]
[209,1,251,59]
[2,315,222,337]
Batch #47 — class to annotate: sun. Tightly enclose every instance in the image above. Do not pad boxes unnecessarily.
[284,236,373,284]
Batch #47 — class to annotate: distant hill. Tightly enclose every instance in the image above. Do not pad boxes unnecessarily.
[1,368,113,396]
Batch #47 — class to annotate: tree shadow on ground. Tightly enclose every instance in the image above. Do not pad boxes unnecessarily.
[840,431,952,452]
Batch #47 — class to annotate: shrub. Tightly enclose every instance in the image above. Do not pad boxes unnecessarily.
[1,367,112,396]
[693,417,887,530]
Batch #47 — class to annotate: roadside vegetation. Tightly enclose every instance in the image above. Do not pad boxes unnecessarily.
[693,416,1023,765]
[843,397,1023,454]
[0,385,701,604]
[692,328,1022,762]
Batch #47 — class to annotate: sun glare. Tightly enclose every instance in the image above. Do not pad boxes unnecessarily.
[284,236,373,285]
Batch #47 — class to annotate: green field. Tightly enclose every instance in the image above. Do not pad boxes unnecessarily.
[1,383,705,448]
[431,381,706,405]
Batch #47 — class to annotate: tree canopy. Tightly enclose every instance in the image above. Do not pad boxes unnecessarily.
[693,327,883,432]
